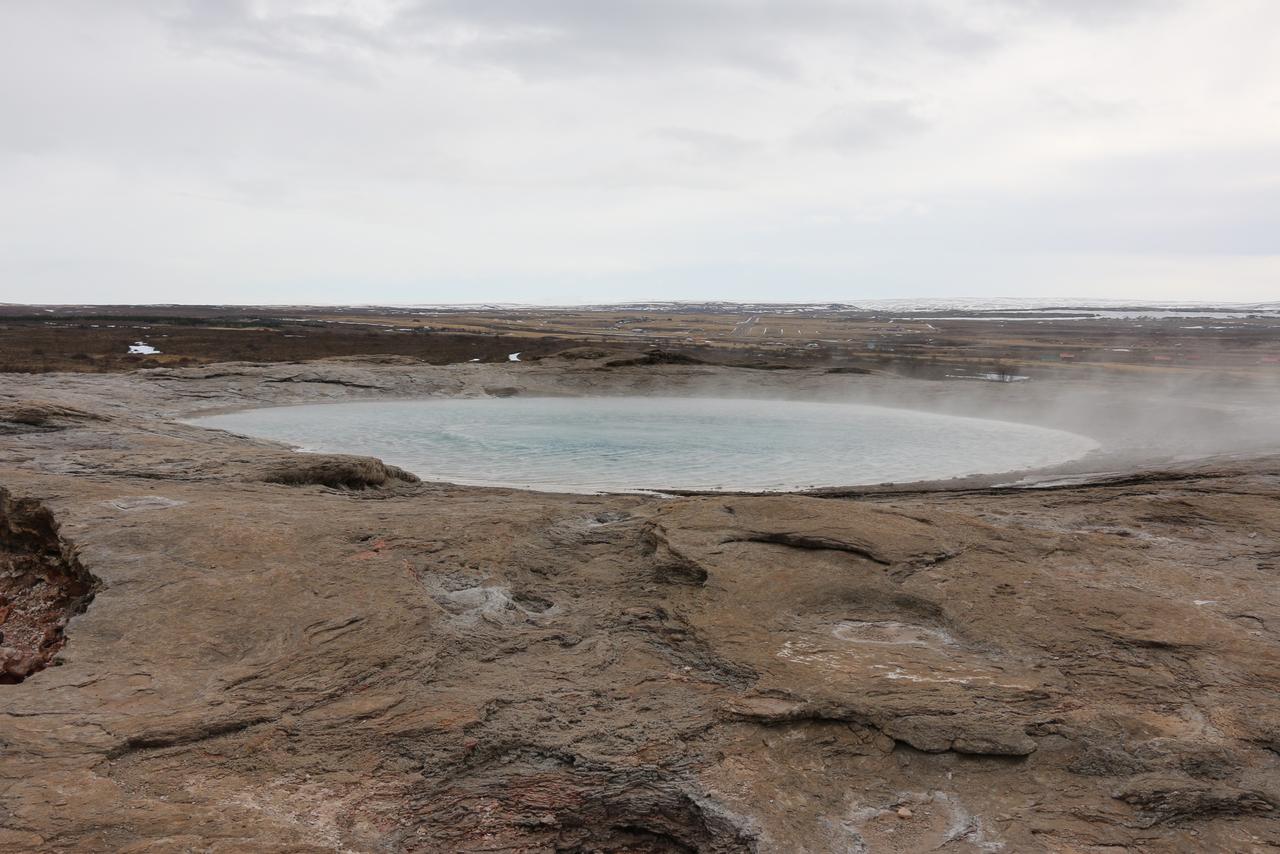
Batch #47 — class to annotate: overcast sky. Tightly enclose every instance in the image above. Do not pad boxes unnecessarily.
[2,1,1279,305]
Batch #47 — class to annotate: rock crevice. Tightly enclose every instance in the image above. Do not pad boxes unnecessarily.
[0,487,99,683]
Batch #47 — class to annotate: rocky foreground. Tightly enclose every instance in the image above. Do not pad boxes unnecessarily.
[2,357,1280,852]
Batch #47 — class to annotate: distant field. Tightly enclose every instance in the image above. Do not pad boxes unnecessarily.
[1,304,1277,379]
[0,315,584,373]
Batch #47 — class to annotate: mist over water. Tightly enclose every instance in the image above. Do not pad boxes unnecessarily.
[192,397,1099,492]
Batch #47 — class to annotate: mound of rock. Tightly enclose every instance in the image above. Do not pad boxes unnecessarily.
[259,454,420,490]
[0,401,105,434]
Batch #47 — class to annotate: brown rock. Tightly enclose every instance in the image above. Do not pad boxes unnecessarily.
[2,359,1280,852]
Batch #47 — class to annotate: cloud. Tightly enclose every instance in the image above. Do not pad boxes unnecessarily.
[2,0,1280,303]
[795,100,930,151]
[156,0,1002,79]
[1001,0,1184,28]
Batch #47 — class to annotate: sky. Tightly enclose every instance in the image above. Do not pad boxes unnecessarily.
[2,0,1279,305]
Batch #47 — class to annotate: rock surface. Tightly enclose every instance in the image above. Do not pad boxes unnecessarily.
[259,454,421,490]
[1,357,1279,851]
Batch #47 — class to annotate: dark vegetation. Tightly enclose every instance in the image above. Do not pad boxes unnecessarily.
[2,303,1277,378]
[0,318,586,373]
[604,351,708,368]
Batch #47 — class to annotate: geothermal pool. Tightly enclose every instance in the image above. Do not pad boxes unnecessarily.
[190,397,1099,493]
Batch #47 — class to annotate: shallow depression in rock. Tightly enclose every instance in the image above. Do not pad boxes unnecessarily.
[188,397,1099,492]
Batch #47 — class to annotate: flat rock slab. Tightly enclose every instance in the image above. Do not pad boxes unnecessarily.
[1,361,1279,852]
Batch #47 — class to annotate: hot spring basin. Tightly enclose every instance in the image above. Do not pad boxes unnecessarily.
[190,397,1098,493]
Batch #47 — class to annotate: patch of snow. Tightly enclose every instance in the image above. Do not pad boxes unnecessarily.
[128,341,161,355]
[507,352,521,362]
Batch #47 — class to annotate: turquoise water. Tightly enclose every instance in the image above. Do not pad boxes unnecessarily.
[190,397,1098,492]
